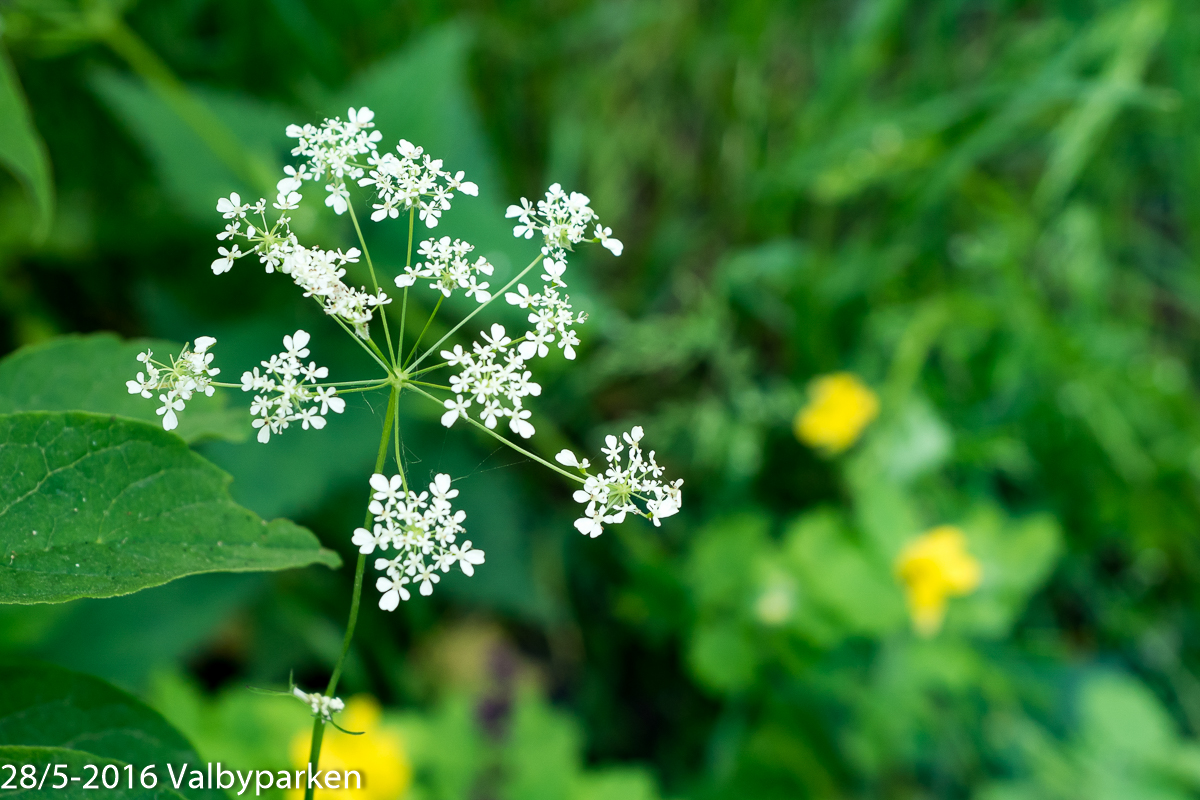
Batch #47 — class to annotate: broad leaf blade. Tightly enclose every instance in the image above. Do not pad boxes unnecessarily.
[0,663,218,800]
[0,412,340,604]
[0,333,246,444]
[0,43,53,240]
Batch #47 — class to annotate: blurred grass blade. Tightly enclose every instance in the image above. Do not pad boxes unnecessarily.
[0,42,53,241]
[1037,0,1169,207]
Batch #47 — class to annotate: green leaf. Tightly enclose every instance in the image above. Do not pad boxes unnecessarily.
[0,411,340,604]
[0,333,246,444]
[1079,672,1175,761]
[571,769,662,800]
[504,692,581,800]
[687,618,759,692]
[781,509,906,636]
[0,43,53,239]
[0,662,221,800]
[949,507,1062,637]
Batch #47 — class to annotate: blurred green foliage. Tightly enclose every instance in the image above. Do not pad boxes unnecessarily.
[3,0,1200,797]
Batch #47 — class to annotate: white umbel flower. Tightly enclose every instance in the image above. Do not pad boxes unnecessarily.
[353,472,486,610]
[358,138,478,227]
[394,236,494,302]
[557,426,683,538]
[504,182,623,265]
[241,330,345,443]
[285,107,382,214]
[126,337,221,431]
[440,323,542,438]
[292,687,345,722]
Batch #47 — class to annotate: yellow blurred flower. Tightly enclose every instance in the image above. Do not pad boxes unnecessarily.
[288,695,411,800]
[793,372,879,454]
[895,525,982,636]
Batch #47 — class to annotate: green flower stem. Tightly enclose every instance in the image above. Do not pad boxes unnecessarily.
[407,254,544,371]
[347,200,396,367]
[398,208,415,359]
[409,380,452,391]
[206,383,384,393]
[408,385,584,484]
[365,337,391,367]
[303,385,399,800]
[333,384,392,395]
[393,389,408,492]
[411,361,448,377]
[403,296,443,368]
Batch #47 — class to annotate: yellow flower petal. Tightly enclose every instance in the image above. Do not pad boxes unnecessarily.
[895,525,982,636]
[794,372,880,454]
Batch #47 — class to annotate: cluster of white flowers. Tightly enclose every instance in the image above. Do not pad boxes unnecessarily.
[284,106,382,214]
[359,139,478,227]
[556,426,683,538]
[439,324,541,438]
[505,182,623,264]
[126,336,219,431]
[505,270,586,360]
[212,194,389,338]
[240,330,345,443]
[395,236,494,303]
[438,188,623,437]
[351,473,486,610]
[292,687,344,722]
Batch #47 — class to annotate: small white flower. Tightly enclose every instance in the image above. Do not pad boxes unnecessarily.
[129,339,221,431]
[157,392,185,431]
[376,575,410,610]
[509,408,535,439]
[441,395,471,427]
[595,225,624,256]
[292,687,345,722]
[448,541,486,576]
[216,192,247,218]
[211,245,242,275]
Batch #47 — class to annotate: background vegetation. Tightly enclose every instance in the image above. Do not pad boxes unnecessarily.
[2,0,1200,798]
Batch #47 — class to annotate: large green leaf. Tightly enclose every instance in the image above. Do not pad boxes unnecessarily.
[0,333,246,444]
[0,411,340,604]
[0,662,219,799]
[0,43,53,240]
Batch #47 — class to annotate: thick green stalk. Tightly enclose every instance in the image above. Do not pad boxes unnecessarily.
[303,385,398,800]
